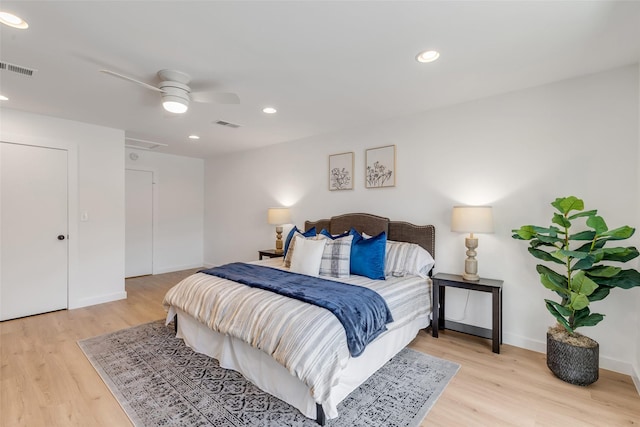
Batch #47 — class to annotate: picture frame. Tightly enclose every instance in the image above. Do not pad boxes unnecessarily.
[365,145,396,188]
[329,152,354,190]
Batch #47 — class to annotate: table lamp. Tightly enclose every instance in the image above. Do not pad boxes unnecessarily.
[267,207,291,253]
[451,206,494,281]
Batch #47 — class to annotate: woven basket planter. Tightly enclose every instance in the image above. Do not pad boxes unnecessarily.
[546,332,599,386]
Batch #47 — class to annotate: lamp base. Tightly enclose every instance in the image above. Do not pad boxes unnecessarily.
[463,235,480,281]
[275,226,284,253]
[462,272,480,281]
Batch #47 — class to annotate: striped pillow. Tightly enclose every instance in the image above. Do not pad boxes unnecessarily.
[385,240,435,278]
[317,234,353,278]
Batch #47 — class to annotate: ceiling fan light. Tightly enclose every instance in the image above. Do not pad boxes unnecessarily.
[162,98,188,114]
[0,11,28,29]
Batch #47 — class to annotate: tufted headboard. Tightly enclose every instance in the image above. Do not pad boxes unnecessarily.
[304,212,435,260]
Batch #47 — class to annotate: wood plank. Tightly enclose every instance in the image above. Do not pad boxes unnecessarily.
[1,268,638,426]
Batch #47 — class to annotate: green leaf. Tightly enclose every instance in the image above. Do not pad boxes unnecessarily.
[569,292,590,311]
[536,265,568,287]
[536,234,564,244]
[512,225,561,240]
[601,225,635,240]
[600,246,639,262]
[540,273,570,296]
[557,250,590,259]
[575,239,606,253]
[536,265,568,298]
[600,269,640,289]
[530,239,558,249]
[528,247,564,265]
[567,210,597,220]
[569,230,596,241]
[585,265,621,278]
[552,213,571,228]
[586,286,610,302]
[512,225,537,240]
[546,299,572,317]
[572,254,596,270]
[551,250,567,262]
[573,308,605,329]
[545,300,573,333]
[569,271,598,296]
[551,196,584,215]
[586,215,608,234]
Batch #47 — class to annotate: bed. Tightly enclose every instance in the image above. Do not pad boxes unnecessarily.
[163,213,436,424]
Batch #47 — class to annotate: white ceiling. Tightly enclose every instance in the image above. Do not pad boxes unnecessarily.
[1,1,640,159]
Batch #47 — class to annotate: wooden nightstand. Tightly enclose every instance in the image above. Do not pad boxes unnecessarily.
[258,249,284,260]
[432,272,503,353]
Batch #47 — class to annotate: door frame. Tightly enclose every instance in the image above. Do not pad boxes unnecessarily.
[1,136,78,309]
[125,166,158,274]
[0,142,70,318]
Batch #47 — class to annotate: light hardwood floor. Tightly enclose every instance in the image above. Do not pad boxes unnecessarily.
[1,269,638,426]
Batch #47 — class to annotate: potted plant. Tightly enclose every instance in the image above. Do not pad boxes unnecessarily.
[512,196,640,385]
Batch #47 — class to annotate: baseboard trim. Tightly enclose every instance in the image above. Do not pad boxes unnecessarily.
[632,364,640,396]
[69,291,127,309]
[502,332,633,375]
[153,263,203,275]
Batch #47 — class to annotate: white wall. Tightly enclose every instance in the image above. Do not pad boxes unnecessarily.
[125,149,204,274]
[205,64,640,375]
[635,65,640,393]
[0,109,126,308]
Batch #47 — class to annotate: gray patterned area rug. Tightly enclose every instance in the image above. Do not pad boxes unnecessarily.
[78,320,459,427]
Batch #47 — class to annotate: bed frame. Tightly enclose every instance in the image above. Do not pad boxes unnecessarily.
[173,213,435,425]
[305,212,435,260]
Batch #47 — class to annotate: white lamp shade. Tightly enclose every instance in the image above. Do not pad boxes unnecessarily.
[267,207,291,225]
[451,206,494,234]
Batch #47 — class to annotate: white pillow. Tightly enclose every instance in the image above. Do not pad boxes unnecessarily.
[289,236,327,276]
[385,240,435,278]
[284,233,317,268]
[317,234,353,278]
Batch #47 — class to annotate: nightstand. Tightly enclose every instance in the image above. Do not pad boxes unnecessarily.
[432,272,503,353]
[258,249,284,260]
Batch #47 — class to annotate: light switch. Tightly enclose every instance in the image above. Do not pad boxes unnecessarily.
[80,211,89,221]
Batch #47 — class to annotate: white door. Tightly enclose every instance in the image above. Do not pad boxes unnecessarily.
[0,142,68,321]
[125,169,153,277]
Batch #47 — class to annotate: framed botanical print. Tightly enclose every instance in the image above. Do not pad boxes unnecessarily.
[329,152,354,190]
[365,145,395,188]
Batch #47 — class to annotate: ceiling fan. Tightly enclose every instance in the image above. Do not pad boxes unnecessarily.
[99,69,240,114]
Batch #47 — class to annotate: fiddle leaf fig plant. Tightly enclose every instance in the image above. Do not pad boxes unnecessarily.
[512,196,640,335]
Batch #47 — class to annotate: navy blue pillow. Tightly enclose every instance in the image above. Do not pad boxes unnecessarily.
[319,228,350,239]
[349,229,386,280]
[283,226,316,256]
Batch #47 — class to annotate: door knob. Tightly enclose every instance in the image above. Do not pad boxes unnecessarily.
[57,235,66,240]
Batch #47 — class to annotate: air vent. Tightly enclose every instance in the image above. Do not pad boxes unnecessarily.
[0,61,37,77]
[214,120,241,129]
[125,137,168,150]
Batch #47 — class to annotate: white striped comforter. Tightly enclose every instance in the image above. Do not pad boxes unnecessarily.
[163,260,431,403]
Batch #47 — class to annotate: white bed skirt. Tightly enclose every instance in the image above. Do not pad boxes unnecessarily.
[168,307,429,421]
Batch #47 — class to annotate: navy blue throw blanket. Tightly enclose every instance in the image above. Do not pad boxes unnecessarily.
[199,262,394,357]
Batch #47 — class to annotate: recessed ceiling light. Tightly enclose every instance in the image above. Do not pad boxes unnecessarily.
[416,50,440,63]
[262,107,277,114]
[188,135,200,140]
[0,95,8,101]
[0,11,28,29]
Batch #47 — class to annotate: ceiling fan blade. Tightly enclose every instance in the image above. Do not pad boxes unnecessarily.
[191,91,240,104]
[99,69,164,93]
